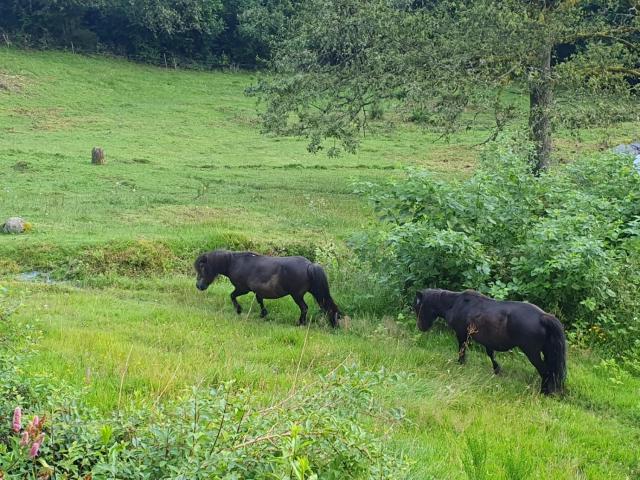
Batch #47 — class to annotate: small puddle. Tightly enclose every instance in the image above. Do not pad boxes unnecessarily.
[16,271,55,284]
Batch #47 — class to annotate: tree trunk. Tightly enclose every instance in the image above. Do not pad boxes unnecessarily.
[529,44,553,174]
[91,147,105,165]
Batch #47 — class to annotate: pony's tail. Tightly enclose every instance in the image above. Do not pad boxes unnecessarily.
[541,314,567,394]
[307,264,341,327]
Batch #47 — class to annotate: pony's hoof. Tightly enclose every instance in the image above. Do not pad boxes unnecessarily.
[493,367,501,375]
[260,309,268,318]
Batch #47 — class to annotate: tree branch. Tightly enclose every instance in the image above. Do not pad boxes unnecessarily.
[578,66,640,78]
[563,27,639,46]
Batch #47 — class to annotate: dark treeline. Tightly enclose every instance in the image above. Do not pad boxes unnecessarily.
[1,0,636,73]
[0,0,298,68]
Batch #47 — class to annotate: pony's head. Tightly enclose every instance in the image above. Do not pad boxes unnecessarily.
[194,250,230,291]
[413,289,439,331]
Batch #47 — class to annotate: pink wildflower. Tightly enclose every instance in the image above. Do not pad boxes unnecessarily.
[19,431,29,446]
[32,416,40,429]
[29,441,40,458]
[12,407,21,433]
[29,435,44,458]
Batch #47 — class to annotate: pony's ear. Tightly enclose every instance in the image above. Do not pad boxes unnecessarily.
[199,255,207,265]
[414,291,424,306]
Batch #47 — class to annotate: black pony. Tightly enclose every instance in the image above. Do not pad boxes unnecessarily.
[414,289,566,394]
[194,250,341,327]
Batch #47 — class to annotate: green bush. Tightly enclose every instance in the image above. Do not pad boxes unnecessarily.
[354,142,640,356]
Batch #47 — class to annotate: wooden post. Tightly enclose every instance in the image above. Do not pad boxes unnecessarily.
[91,147,106,165]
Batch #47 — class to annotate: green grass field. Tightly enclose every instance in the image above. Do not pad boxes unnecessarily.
[2,48,640,478]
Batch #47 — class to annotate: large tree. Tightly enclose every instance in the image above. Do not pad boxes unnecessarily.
[252,0,640,171]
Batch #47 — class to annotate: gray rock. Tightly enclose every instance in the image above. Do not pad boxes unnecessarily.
[612,142,640,173]
[2,217,26,234]
[612,142,640,155]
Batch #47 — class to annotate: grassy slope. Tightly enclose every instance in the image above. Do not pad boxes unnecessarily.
[0,49,483,251]
[1,48,640,479]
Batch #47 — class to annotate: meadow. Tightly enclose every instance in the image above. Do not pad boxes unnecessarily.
[1,48,640,478]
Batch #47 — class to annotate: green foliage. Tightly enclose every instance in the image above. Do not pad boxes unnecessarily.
[355,144,640,354]
[249,0,409,155]
[254,0,639,165]
[0,0,286,66]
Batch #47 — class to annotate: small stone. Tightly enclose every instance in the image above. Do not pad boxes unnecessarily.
[612,142,640,156]
[612,142,640,173]
[2,217,26,234]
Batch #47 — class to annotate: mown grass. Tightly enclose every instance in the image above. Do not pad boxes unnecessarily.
[2,48,637,263]
[1,47,640,478]
[0,48,481,256]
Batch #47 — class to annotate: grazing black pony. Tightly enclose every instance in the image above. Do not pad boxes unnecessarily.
[414,289,566,394]
[194,250,341,327]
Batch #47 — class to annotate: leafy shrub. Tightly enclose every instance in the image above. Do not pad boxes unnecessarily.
[1,374,410,479]
[509,210,618,314]
[354,224,491,295]
[354,142,640,356]
[0,289,411,479]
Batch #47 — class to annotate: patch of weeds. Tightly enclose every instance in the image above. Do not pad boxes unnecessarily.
[0,260,20,275]
[461,433,488,480]
[264,241,317,260]
[77,240,177,277]
[11,161,31,172]
[596,358,633,386]
[0,71,27,93]
[503,450,533,480]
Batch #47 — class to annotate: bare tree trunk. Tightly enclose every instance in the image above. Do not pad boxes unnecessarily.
[529,44,553,174]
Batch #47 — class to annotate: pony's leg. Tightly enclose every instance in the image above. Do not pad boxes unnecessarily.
[291,294,309,326]
[456,333,467,364]
[256,294,268,318]
[230,288,249,314]
[522,348,550,394]
[485,347,501,374]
